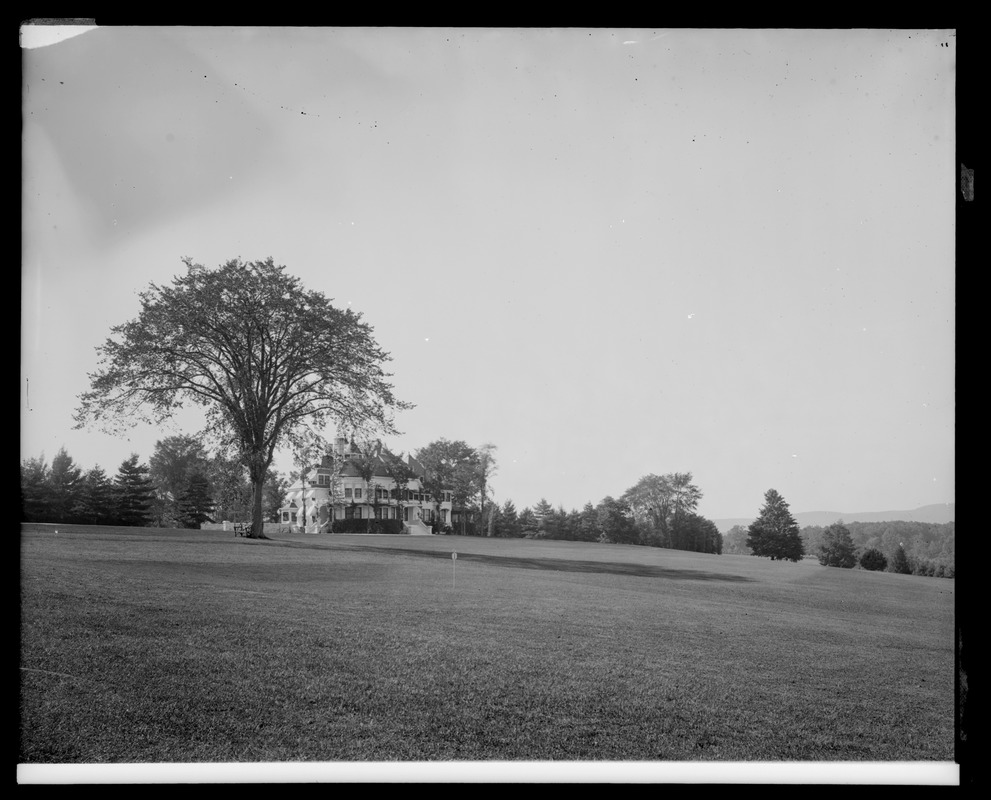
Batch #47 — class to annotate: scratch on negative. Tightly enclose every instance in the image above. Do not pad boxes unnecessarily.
[20,666,90,682]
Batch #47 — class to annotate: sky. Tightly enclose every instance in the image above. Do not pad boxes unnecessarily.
[21,26,956,521]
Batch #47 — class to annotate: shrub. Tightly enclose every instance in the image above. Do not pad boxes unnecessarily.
[859,548,888,572]
[331,518,404,534]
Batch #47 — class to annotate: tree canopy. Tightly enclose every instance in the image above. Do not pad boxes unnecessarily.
[817,521,857,568]
[747,489,804,562]
[74,257,411,537]
[622,472,702,548]
[416,439,479,533]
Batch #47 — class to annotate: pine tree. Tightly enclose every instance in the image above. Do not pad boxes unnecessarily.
[113,454,156,527]
[176,472,216,528]
[49,447,83,523]
[747,489,804,562]
[74,467,116,525]
[498,499,521,538]
[21,456,51,522]
[518,507,538,537]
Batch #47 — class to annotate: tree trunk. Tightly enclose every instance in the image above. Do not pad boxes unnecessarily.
[250,475,266,538]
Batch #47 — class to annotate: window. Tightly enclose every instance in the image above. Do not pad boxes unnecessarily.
[355,488,363,499]
[344,487,352,499]
[317,474,330,487]
[282,512,290,522]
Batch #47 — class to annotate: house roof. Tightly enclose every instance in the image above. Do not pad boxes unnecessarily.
[301,448,443,486]
[406,454,428,479]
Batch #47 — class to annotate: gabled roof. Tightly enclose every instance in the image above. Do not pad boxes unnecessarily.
[336,453,392,480]
[406,454,427,479]
[305,447,444,485]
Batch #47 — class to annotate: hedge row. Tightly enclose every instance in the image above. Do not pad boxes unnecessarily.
[330,518,406,535]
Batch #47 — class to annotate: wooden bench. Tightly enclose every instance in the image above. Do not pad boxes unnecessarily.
[233,523,249,537]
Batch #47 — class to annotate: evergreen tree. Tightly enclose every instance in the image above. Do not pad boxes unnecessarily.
[532,498,555,538]
[746,489,804,562]
[113,454,156,527]
[176,472,216,528]
[74,467,116,525]
[497,499,521,538]
[553,506,572,540]
[890,544,912,574]
[518,507,538,537]
[49,447,83,523]
[817,521,857,568]
[21,455,51,522]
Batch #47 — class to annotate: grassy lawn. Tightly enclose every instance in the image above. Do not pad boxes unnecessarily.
[20,524,956,770]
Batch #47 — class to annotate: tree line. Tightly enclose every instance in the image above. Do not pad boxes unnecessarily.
[723,516,954,578]
[24,435,949,580]
[21,437,727,557]
[20,436,289,529]
[452,471,724,555]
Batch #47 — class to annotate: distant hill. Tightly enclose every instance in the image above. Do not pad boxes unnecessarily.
[712,503,955,534]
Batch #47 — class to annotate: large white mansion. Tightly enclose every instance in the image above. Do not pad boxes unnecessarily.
[279,437,456,534]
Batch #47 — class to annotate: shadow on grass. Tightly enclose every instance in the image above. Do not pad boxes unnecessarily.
[274,540,755,582]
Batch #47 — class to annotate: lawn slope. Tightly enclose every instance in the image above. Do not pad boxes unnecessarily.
[20,524,955,764]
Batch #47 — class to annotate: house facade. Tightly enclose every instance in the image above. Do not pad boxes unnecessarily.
[279,437,455,535]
